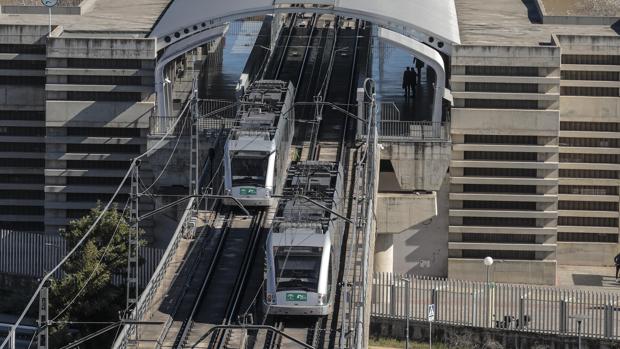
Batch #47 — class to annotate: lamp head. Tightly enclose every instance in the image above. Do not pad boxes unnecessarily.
[483,256,494,266]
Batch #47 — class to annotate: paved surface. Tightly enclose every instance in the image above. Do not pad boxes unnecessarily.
[557,265,620,291]
[455,0,617,45]
[0,0,170,34]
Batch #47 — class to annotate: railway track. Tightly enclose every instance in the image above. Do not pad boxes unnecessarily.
[170,210,265,348]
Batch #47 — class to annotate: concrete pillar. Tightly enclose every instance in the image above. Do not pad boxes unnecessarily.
[374,234,394,274]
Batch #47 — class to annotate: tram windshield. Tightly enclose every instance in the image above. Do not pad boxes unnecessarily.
[230,154,269,187]
[274,246,322,292]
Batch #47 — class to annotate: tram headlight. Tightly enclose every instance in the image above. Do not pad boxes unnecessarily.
[318,293,326,305]
[266,293,275,304]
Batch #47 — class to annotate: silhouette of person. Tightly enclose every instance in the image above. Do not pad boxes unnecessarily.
[402,67,413,97]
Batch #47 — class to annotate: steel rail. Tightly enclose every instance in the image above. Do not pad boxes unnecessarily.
[173,211,235,349]
[208,210,266,349]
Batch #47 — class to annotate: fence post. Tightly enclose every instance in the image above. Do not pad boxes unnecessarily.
[390,282,397,318]
[559,299,567,333]
[518,297,525,329]
[431,288,438,321]
[604,303,614,338]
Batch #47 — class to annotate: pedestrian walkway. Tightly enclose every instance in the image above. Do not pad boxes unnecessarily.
[372,40,435,122]
[557,265,620,290]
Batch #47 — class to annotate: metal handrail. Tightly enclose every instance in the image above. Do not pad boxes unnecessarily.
[112,197,197,349]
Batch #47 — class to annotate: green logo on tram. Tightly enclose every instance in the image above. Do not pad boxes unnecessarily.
[240,187,257,195]
[286,293,307,302]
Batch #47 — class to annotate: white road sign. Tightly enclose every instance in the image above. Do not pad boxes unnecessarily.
[428,304,435,322]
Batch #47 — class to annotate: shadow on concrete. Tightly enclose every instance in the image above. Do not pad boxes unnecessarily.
[571,274,604,287]
[521,0,542,24]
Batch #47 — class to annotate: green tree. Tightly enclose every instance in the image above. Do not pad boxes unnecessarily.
[49,203,142,348]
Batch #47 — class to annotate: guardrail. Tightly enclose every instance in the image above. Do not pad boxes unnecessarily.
[112,198,197,349]
[372,272,620,340]
[378,121,450,141]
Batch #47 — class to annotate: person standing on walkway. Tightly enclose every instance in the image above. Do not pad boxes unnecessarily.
[414,57,425,83]
[402,67,413,97]
[615,252,620,281]
[409,67,417,97]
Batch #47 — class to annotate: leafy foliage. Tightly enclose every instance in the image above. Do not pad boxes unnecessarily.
[49,203,142,348]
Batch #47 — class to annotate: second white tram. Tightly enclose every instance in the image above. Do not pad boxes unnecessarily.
[264,161,345,315]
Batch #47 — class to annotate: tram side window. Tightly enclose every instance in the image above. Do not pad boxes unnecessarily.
[231,154,269,187]
[274,247,322,293]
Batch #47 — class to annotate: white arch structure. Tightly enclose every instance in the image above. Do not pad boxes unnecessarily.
[151,0,460,123]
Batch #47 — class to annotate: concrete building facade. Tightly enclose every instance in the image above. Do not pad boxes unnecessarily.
[448,0,619,285]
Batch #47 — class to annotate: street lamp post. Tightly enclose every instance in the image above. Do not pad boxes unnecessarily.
[483,256,494,327]
[401,277,411,349]
[570,315,588,349]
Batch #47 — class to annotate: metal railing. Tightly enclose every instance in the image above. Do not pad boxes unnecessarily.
[378,120,450,141]
[150,99,237,136]
[112,198,197,349]
[372,272,620,340]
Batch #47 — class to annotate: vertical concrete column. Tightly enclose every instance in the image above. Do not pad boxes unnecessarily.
[374,234,394,274]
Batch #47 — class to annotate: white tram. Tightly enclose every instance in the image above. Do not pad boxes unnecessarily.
[223,80,295,207]
[264,162,345,315]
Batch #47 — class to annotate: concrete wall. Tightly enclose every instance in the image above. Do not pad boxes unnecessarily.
[377,177,450,277]
[449,258,556,285]
[557,242,618,267]
[380,141,450,192]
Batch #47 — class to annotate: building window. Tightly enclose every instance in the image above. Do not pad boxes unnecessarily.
[462,201,537,210]
[0,174,44,184]
[561,71,619,81]
[560,153,620,164]
[464,99,539,110]
[561,55,620,65]
[0,111,45,121]
[462,233,536,243]
[0,190,43,199]
[462,217,537,227]
[560,138,619,148]
[67,75,143,85]
[561,86,618,97]
[0,143,45,152]
[466,83,539,93]
[0,60,45,70]
[561,122,619,132]
[0,221,44,231]
[559,201,618,211]
[557,233,618,243]
[66,127,141,138]
[464,151,538,161]
[66,193,129,203]
[463,184,537,194]
[0,158,44,167]
[66,143,141,154]
[67,58,142,69]
[0,44,46,55]
[465,135,538,145]
[0,76,45,86]
[66,92,142,102]
[460,250,536,260]
[66,176,124,186]
[559,169,618,179]
[0,127,45,137]
[0,205,43,215]
[66,209,91,219]
[558,216,618,227]
[559,185,618,195]
[465,66,539,77]
[67,160,130,170]
[464,167,537,178]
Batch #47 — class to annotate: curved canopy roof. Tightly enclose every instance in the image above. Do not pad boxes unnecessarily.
[150,0,460,54]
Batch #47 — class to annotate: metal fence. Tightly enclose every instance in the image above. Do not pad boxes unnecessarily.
[372,272,620,340]
[150,99,238,136]
[0,230,163,286]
